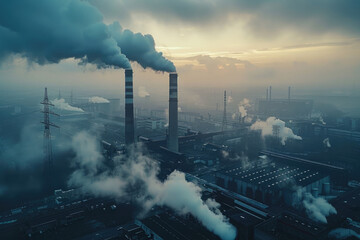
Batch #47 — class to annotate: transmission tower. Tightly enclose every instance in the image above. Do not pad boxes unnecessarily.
[41,87,59,174]
[222,90,227,131]
[70,90,73,104]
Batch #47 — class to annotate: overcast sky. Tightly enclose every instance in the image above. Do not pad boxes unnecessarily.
[1,0,360,97]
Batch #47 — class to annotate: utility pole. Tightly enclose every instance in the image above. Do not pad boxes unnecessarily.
[40,87,59,182]
[222,90,227,131]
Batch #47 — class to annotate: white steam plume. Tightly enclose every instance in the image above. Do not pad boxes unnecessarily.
[68,132,237,240]
[238,106,247,118]
[88,96,110,103]
[323,138,331,148]
[238,98,250,118]
[52,98,84,112]
[138,86,150,98]
[328,228,360,239]
[294,188,337,223]
[250,117,302,145]
[232,113,236,120]
[227,96,233,104]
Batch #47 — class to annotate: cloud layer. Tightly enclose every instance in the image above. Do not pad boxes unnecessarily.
[90,0,360,37]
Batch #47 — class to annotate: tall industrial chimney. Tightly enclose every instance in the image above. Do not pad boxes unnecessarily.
[269,86,272,101]
[168,73,178,152]
[288,86,291,101]
[125,69,135,145]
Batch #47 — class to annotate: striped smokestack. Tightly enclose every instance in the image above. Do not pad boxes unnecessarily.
[125,69,135,145]
[168,73,178,152]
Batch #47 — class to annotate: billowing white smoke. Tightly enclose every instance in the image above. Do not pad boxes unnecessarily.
[238,98,250,118]
[328,228,360,239]
[319,116,326,125]
[238,106,246,118]
[250,117,302,145]
[68,132,237,240]
[88,96,110,103]
[227,96,233,104]
[323,138,331,148]
[52,98,84,112]
[294,188,337,224]
[232,113,237,120]
[138,86,150,98]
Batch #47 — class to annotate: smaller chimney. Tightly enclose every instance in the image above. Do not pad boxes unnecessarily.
[288,86,291,101]
[269,86,272,101]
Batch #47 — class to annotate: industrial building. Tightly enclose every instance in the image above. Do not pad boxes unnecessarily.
[215,156,332,205]
[256,86,313,119]
[137,211,220,240]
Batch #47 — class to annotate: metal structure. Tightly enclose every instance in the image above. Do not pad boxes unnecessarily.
[125,69,135,145]
[168,73,178,152]
[288,86,291,101]
[70,90,73,104]
[222,90,227,131]
[269,86,272,101]
[40,87,59,173]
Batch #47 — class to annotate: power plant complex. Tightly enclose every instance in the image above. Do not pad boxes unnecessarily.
[1,0,360,239]
[0,71,359,240]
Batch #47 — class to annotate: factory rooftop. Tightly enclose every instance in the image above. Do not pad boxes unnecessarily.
[217,158,327,191]
[139,211,220,240]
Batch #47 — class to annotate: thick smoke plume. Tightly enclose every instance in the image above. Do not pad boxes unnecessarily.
[88,96,109,103]
[250,117,302,145]
[108,22,176,72]
[227,95,233,104]
[328,228,360,239]
[294,188,337,223]
[138,86,150,98]
[52,98,84,112]
[0,0,175,72]
[68,131,236,240]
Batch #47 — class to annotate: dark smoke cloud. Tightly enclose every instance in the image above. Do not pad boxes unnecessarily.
[109,22,176,72]
[0,0,175,72]
[90,0,360,37]
[0,0,130,69]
